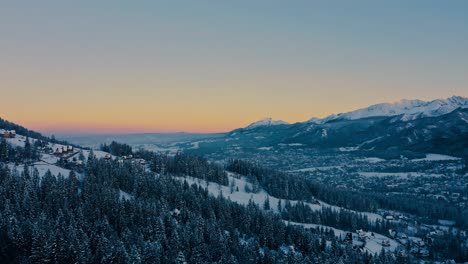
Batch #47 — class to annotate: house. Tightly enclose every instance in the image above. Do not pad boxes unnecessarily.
[356,229,370,241]
[385,215,394,221]
[104,154,112,160]
[54,148,63,155]
[54,146,73,156]
[419,248,430,258]
[3,130,16,138]
[382,239,391,247]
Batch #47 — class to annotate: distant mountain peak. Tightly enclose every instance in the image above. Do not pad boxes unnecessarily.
[308,96,467,124]
[245,118,288,129]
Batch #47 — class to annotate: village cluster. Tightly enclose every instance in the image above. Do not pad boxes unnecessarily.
[2,130,16,138]
[2,129,146,170]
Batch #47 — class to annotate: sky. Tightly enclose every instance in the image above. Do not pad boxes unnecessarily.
[1,0,467,134]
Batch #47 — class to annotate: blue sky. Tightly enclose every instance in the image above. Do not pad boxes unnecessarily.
[1,1,467,133]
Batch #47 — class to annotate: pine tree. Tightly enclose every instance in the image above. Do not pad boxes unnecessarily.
[0,138,8,161]
[24,137,32,162]
[263,196,271,210]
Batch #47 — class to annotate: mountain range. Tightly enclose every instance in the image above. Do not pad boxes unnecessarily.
[2,96,467,158]
[246,96,468,127]
[189,96,468,158]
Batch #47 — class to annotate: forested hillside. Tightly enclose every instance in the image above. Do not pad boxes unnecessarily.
[0,157,398,263]
[0,119,466,262]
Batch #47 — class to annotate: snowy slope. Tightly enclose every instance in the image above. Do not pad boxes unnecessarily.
[1,129,116,178]
[411,153,461,162]
[285,221,399,255]
[8,162,72,178]
[245,118,288,129]
[308,96,467,123]
[175,173,383,222]
[174,174,397,254]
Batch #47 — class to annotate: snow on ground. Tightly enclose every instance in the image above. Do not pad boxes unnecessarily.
[363,232,399,254]
[1,132,49,149]
[190,141,200,149]
[338,147,358,152]
[132,144,180,154]
[284,221,347,237]
[40,153,60,164]
[8,161,71,178]
[278,143,303,147]
[1,132,74,155]
[245,118,288,129]
[1,131,112,179]
[81,149,113,160]
[175,173,383,223]
[425,223,459,235]
[32,162,71,177]
[119,190,134,201]
[188,139,217,150]
[1,130,93,162]
[412,153,461,162]
[358,172,443,178]
[258,147,273,151]
[289,166,343,172]
[285,221,399,254]
[356,157,385,163]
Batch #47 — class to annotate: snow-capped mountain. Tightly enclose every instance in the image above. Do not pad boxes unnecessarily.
[188,96,468,158]
[308,96,468,124]
[245,118,288,129]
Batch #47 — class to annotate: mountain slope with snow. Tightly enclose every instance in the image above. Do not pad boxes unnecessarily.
[309,96,467,124]
[187,99,468,158]
[245,118,288,129]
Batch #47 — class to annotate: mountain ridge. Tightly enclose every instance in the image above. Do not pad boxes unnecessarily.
[245,118,289,129]
[307,95,467,124]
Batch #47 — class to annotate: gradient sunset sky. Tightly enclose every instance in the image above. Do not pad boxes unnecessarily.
[1,1,467,134]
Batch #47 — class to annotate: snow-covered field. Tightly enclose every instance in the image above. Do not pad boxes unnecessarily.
[284,221,399,255]
[132,144,180,154]
[1,130,115,179]
[8,161,71,178]
[284,221,347,237]
[356,157,385,163]
[358,172,443,178]
[258,147,273,151]
[289,166,343,172]
[411,153,461,162]
[278,143,304,147]
[175,173,383,223]
[119,190,134,201]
